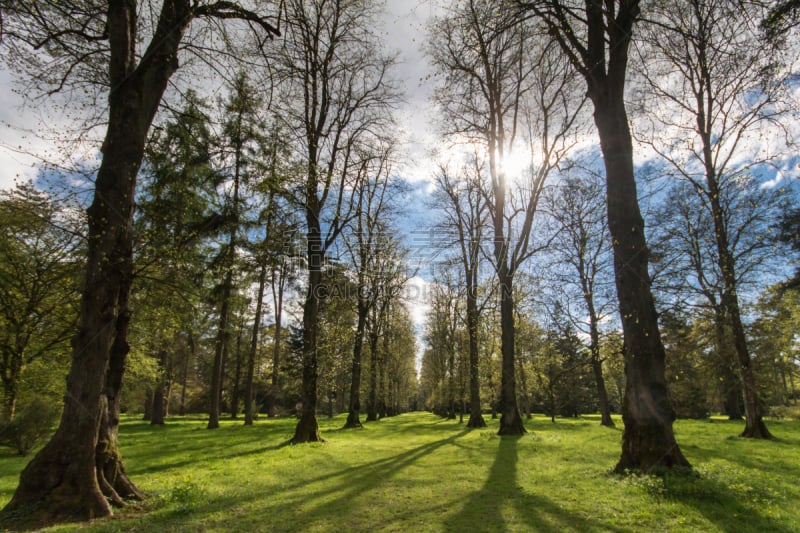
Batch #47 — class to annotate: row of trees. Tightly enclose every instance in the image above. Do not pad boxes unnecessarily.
[421,0,797,474]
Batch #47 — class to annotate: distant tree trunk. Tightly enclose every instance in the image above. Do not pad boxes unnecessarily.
[587,306,614,428]
[269,262,285,418]
[151,350,169,425]
[379,324,389,419]
[705,169,771,438]
[179,332,194,416]
[466,290,486,428]
[2,374,19,423]
[245,262,268,426]
[366,329,380,422]
[344,300,368,428]
[230,324,244,419]
[143,389,153,421]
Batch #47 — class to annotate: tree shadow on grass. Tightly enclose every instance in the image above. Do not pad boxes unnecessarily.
[445,436,624,533]
[654,469,795,533]
[146,427,472,530]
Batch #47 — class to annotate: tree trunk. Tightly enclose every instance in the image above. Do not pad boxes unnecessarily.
[466,289,486,428]
[291,228,323,443]
[151,350,168,425]
[366,329,379,422]
[588,311,614,428]
[0,0,179,509]
[498,275,525,435]
[714,318,743,420]
[179,331,194,417]
[269,262,285,418]
[230,325,244,419]
[245,262,268,426]
[705,178,771,439]
[97,291,143,504]
[592,97,689,473]
[344,300,368,428]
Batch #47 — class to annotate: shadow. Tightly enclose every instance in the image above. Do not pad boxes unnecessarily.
[144,427,473,529]
[445,436,623,532]
[658,470,795,533]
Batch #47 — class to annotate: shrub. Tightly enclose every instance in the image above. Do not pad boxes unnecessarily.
[0,397,60,455]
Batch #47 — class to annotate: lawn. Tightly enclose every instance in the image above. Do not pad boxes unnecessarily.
[0,412,798,532]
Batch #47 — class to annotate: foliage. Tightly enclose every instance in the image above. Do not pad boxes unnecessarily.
[0,397,59,455]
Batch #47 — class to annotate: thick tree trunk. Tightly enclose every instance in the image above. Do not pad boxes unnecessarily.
[344,300,368,428]
[291,231,323,443]
[97,291,143,504]
[0,15,170,512]
[592,99,689,473]
[498,276,525,435]
[714,319,743,420]
[466,289,486,428]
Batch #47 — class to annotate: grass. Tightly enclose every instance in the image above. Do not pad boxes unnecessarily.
[0,412,798,532]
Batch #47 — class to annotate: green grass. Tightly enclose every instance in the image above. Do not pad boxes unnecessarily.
[1,412,799,532]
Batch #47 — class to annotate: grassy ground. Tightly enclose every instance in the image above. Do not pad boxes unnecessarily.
[0,412,798,532]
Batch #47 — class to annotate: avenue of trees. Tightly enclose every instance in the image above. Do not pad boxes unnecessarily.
[0,0,798,527]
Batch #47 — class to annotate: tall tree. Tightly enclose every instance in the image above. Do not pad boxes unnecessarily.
[278,0,398,443]
[547,171,616,427]
[0,1,278,522]
[429,0,580,435]
[0,184,81,423]
[637,0,795,438]
[343,143,396,429]
[208,72,266,429]
[433,157,490,428]
[519,0,690,472]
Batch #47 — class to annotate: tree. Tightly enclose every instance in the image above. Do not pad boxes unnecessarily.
[0,184,81,423]
[342,142,397,429]
[0,0,278,522]
[636,0,795,438]
[519,0,690,472]
[208,72,267,429]
[429,0,580,435]
[277,0,399,443]
[546,169,616,427]
[433,156,490,428]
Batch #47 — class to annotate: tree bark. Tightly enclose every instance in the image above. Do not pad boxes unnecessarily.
[498,275,525,435]
[592,98,689,472]
[0,1,192,520]
[291,225,323,443]
[588,307,614,428]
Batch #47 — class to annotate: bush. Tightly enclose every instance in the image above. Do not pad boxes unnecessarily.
[768,404,800,420]
[0,398,60,455]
